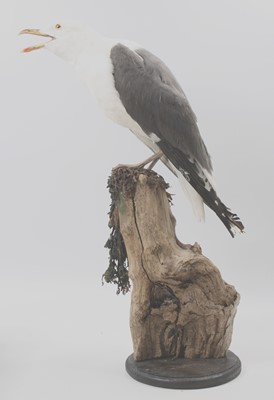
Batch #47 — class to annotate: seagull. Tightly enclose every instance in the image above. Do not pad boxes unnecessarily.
[19,21,244,237]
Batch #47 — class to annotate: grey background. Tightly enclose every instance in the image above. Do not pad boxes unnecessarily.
[1,0,273,398]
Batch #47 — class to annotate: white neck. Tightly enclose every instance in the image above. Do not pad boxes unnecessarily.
[46,28,106,66]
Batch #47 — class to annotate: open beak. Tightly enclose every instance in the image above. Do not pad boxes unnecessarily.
[19,29,55,53]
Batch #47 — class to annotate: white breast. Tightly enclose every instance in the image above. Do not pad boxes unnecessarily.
[75,38,159,153]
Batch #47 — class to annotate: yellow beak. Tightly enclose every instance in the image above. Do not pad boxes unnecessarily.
[19,29,55,53]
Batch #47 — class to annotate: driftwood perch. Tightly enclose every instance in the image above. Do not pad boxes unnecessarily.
[104,167,239,362]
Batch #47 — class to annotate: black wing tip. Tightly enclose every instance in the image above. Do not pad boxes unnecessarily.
[226,212,245,238]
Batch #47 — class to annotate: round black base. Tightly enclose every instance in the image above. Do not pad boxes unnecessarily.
[125,351,241,390]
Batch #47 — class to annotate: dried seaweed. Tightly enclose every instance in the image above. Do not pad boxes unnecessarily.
[103,167,171,294]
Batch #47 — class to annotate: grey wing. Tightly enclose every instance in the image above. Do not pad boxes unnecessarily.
[110,43,212,172]
[110,44,246,237]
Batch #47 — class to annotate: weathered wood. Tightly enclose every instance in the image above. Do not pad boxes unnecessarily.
[109,168,239,362]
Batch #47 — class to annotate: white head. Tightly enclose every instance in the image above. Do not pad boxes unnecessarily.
[19,21,102,64]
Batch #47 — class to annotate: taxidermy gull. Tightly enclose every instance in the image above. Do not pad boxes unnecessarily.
[19,22,244,237]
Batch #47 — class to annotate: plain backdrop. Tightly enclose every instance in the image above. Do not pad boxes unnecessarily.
[1,0,274,399]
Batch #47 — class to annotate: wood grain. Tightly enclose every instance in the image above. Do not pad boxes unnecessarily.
[111,168,239,361]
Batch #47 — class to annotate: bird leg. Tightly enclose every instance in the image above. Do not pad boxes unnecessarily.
[113,151,163,171]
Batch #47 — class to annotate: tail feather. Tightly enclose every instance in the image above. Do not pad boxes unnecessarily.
[158,141,245,237]
[209,196,244,238]
[178,165,244,237]
[178,174,205,221]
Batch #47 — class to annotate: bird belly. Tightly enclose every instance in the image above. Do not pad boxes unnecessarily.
[97,82,159,151]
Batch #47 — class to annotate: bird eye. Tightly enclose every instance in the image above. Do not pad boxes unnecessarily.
[55,24,61,29]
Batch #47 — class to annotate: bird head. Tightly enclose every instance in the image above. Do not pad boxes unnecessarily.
[19,21,101,63]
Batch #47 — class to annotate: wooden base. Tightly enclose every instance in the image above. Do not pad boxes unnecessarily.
[125,351,241,389]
